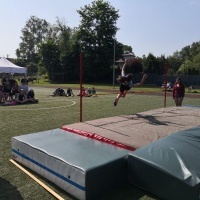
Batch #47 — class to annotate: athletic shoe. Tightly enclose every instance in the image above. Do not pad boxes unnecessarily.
[114,100,117,106]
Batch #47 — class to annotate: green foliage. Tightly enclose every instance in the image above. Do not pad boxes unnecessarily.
[193,52,200,72]
[76,0,122,82]
[26,62,38,75]
[16,16,51,63]
[38,40,61,82]
[169,41,200,75]
[123,45,134,54]
[145,53,161,74]
[56,18,80,82]
[15,2,200,81]
[139,41,200,75]
[12,58,26,68]
[167,53,182,73]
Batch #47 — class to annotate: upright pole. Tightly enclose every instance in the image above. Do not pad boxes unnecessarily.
[112,38,115,89]
[80,51,83,122]
[164,62,168,107]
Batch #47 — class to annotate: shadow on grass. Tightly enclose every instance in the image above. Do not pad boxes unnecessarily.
[0,177,23,200]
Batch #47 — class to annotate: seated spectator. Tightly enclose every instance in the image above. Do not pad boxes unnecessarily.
[161,82,172,91]
[11,80,19,100]
[3,79,12,101]
[15,89,29,104]
[0,85,5,102]
[188,85,193,93]
[9,78,16,89]
[77,87,86,96]
[1,75,7,87]
[59,88,65,96]
[27,89,38,103]
[50,88,65,96]
[166,82,172,91]
[66,88,74,97]
[91,87,97,97]
[19,79,29,94]
[51,88,61,96]
[85,88,92,97]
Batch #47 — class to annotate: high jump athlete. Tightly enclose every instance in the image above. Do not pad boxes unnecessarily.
[114,59,148,106]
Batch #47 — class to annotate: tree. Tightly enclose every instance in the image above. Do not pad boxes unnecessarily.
[193,52,200,74]
[16,16,52,63]
[123,45,134,55]
[26,62,38,76]
[76,0,121,82]
[179,45,191,61]
[38,40,61,82]
[167,52,183,74]
[146,53,160,74]
[55,18,78,82]
[189,42,200,58]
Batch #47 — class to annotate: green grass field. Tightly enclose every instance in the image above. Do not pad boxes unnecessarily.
[1,85,200,200]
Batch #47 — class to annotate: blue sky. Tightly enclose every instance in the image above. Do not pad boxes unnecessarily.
[0,0,200,58]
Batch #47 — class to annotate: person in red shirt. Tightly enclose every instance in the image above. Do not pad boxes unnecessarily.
[77,87,86,96]
[172,77,185,106]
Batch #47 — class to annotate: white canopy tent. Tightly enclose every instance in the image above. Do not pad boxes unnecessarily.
[0,57,27,74]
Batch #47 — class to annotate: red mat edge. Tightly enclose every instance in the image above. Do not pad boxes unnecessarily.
[61,126,136,151]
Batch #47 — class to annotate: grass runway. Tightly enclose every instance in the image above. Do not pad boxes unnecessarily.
[1,86,200,200]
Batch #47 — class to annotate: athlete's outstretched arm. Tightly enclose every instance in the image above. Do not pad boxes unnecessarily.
[121,59,129,76]
[134,74,148,87]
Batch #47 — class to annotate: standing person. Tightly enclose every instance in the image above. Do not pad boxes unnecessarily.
[173,77,185,106]
[114,59,148,106]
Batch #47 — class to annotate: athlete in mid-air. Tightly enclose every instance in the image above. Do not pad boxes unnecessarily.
[114,59,148,106]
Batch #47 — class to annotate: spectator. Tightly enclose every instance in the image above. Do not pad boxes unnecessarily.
[66,88,74,97]
[3,79,12,101]
[172,77,185,107]
[1,75,7,87]
[27,89,38,103]
[91,87,97,97]
[0,85,5,102]
[11,80,19,100]
[15,89,29,104]
[49,88,65,96]
[77,87,86,96]
[85,88,92,97]
[19,79,29,94]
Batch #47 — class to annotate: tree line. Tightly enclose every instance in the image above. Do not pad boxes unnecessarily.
[13,0,200,83]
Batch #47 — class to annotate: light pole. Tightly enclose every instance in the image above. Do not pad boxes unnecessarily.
[164,61,169,108]
[112,38,116,89]
[80,51,83,122]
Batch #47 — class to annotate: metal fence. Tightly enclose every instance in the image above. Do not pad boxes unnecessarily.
[133,74,200,87]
